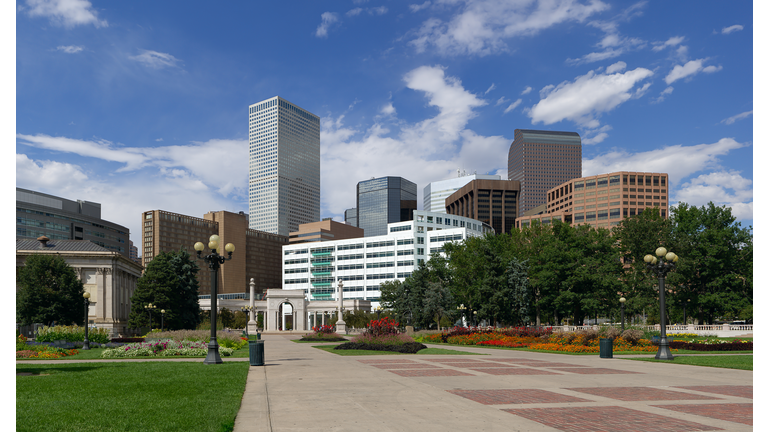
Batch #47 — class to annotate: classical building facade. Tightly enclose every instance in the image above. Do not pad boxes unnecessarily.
[445,179,521,234]
[16,237,143,337]
[248,96,321,236]
[515,171,670,229]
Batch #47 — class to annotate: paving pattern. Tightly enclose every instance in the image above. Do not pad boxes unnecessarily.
[502,406,724,432]
[549,367,642,374]
[388,369,474,377]
[448,389,592,405]
[371,363,440,369]
[653,403,753,426]
[469,367,562,375]
[568,386,722,401]
[357,359,418,364]
[674,385,753,399]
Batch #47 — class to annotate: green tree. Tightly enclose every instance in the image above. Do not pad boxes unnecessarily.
[506,257,532,325]
[128,249,202,330]
[17,255,86,326]
[669,202,753,324]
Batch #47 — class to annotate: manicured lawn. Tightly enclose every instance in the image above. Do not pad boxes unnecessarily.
[313,345,479,356]
[628,355,752,370]
[16,361,249,432]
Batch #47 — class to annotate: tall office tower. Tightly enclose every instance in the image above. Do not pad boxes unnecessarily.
[423,172,501,213]
[248,96,320,236]
[344,208,358,227]
[445,179,520,234]
[507,129,582,216]
[356,177,417,237]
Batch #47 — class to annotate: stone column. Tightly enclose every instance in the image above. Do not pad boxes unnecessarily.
[247,278,258,334]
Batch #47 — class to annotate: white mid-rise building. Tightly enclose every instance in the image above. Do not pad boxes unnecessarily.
[282,210,494,308]
[423,173,501,213]
[248,96,320,236]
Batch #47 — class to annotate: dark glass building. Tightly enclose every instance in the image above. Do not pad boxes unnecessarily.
[344,208,358,227]
[445,179,520,234]
[356,177,417,237]
[16,188,130,257]
[507,129,582,216]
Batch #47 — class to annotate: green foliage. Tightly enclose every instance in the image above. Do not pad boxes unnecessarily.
[129,249,201,330]
[16,254,86,326]
[35,325,111,344]
[232,311,247,329]
[218,307,235,328]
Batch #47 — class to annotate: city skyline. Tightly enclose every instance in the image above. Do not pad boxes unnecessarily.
[14,1,754,255]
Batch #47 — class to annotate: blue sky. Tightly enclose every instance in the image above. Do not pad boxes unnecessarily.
[14,1,754,254]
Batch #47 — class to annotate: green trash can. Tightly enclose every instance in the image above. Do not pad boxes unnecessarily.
[599,338,613,359]
[249,340,265,366]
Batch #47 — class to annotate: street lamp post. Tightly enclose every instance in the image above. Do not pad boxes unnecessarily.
[194,234,235,365]
[619,297,626,331]
[82,292,91,350]
[644,247,679,360]
[457,304,467,327]
[683,299,690,325]
[144,303,156,332]
[160,309,166,332]
[473,310,478,327]
[375,306,381,320]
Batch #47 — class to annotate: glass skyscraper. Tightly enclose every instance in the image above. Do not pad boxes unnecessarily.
[356,177,417,237]
[248,96,320,236]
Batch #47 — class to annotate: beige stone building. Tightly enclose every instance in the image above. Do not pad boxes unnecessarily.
[16,237,144,337]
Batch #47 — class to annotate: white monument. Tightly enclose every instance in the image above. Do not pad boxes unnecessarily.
[335,280,347,334]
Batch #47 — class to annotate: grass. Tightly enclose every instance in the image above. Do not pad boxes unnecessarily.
[16,361,249,432]
[420,341,753,356]
[313,345,480,356]
[628,355,752,370]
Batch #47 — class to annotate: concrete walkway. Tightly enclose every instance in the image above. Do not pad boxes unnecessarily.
[232,335,753,432]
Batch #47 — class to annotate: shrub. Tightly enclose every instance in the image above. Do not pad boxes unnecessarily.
[621,329,645,344]
[334,341,426,354]
[352,333,415,346]
[35,325,110,344]
[313,325,335,334]
[667,340,752,351]
[100,339,235,358]
[300,332,346,342]
[600,327,621,340]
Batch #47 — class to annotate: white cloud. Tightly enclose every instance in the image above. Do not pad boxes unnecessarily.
[675,171,752,220]
[581,125,612,145]
[484,83,495,94]
[721,110,753,125]
[664,58,721,85]
[319,65,502,216]
[346,8,363,17]
[583,137,746,187]
[155,138,163,142]
[521,86,532,95]
[315,12,339,38]
[409,1,431,12]
[56,45,83,54]
[409,0,609,56]
[369,6,388,15]
[129,50,181,69]
[16,154,89,188]
[567,48,624,64]
[25,0,107,28]
[503,98,522,114]
[721,24,744,34]
[605,61,626,74]
[529,66,653,127]
[651,35,684,51]
[495,96,507,106]
[380,102,396,116]
[652,86,673,103]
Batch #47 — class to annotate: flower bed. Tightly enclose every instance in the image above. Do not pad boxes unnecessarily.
[101,339,235,358]
[667,340,752,351]
[334,317,426,353]
[35,325,111,344]
[16,334,81,359]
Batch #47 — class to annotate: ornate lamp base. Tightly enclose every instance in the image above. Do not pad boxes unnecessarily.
[203,339,223,364]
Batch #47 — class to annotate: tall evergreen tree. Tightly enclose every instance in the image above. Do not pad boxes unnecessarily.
[128,249,201,330]
[17,254,86,326]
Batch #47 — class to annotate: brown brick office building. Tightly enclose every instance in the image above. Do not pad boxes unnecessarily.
[445,179,521,234]
[141,210,287,297]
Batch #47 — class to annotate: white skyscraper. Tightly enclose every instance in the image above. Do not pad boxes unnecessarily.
[423,172,501,213]
[249,96,320,236]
